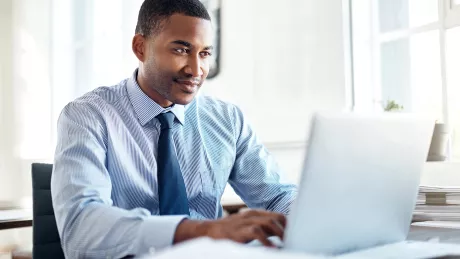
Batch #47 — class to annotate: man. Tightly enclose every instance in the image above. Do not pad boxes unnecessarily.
[51,0,297,257]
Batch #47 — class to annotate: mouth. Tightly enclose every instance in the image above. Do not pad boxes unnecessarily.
[174,79,199,94]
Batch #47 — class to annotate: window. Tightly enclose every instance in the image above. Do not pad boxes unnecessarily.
[351,0,460,160]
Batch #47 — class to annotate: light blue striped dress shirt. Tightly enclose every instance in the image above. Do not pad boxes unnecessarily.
[51,69,297,258]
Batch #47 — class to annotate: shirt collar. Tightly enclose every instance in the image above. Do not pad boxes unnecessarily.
[127,69,185,126]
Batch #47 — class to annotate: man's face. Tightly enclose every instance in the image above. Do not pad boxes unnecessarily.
[137,14,213,106]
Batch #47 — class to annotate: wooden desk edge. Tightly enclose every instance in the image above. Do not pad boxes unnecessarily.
[0,218,32,231]
[223,204,247,214]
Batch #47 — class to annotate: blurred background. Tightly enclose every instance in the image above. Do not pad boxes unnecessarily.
[1,0,460,254]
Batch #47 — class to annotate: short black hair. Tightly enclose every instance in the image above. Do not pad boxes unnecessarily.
[135,0,211,37]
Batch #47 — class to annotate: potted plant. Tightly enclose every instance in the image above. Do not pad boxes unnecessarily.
[427,122,450,161]
[382,99,450,161]
[383,100,404,112]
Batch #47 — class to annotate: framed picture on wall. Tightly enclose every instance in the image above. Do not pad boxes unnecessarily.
[200,0,221,79]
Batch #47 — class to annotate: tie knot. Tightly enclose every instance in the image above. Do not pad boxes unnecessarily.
[156,112,175,130]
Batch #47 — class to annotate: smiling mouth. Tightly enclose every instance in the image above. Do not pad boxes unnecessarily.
[174,79,199,94]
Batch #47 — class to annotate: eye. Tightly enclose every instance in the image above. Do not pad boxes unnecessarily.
[200,51,212,58]
[174,48,189,54]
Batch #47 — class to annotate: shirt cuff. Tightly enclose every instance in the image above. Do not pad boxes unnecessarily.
[136,215,188,255]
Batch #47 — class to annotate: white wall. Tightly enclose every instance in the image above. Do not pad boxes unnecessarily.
[204,0,347,146]
[0,0,16,202]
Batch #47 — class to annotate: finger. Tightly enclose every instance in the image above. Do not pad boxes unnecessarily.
[249,217,284,239]
[275,214,287,229]
[241,210,287,231]
[270,218,285,238]
[272,219,286,240]
[244,225,274,247]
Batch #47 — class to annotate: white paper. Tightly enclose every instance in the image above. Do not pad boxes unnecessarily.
[0,209,32,221]
[139,238,328,259]
[412,221,460,229]
[419,186,460,193]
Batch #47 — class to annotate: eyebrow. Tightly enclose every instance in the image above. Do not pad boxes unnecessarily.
[170,40,213,51]
[171,40,192,47]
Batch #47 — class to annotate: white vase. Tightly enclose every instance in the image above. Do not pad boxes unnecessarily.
[427,123,450,161]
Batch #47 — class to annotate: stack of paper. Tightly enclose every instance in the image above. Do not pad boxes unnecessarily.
[414,186,460,221]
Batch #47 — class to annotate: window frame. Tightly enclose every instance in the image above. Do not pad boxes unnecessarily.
[349,0,460,160]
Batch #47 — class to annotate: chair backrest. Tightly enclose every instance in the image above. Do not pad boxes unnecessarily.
[31,163,65,259]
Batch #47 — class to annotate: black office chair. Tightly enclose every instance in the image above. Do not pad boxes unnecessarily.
[31,163,65,259]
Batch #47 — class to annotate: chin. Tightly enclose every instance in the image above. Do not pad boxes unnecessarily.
[172,95,196,105]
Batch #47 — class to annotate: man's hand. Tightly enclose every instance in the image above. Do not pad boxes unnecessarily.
[174,210,286,247]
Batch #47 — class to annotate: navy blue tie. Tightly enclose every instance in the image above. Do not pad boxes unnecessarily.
[156,112,190,215]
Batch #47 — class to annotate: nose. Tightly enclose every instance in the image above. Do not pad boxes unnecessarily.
[184,55,204,78]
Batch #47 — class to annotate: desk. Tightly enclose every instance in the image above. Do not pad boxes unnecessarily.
[0,219,32,231]
[0,210,32,231]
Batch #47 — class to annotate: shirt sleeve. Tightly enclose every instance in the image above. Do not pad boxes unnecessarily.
[228,105,298,214]
[51,102,187,259]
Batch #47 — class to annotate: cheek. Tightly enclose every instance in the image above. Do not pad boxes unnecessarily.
[157,53,186,72]
[201,61,210,77]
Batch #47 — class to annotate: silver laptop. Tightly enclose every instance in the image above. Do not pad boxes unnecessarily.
[281,112,434,255]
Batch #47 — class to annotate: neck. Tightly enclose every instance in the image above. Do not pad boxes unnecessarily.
[136,70,173,108]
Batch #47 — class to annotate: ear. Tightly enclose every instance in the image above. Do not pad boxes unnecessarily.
[132,34,146,62]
